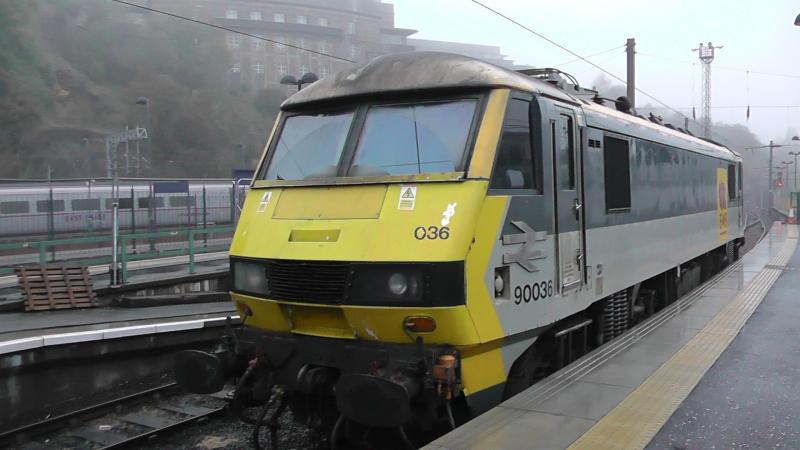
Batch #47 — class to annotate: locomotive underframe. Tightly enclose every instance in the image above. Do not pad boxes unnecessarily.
[232,328,461,430]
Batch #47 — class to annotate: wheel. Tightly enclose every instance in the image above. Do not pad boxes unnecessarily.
[502,344,550,399]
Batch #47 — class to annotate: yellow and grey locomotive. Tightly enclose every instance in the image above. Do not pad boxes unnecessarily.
[175,52,744,444]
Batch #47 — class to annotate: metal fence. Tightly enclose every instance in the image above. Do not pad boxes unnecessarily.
[0,178,250,241]
[0,225,235,282]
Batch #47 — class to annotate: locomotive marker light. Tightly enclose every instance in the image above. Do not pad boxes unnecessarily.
[403,316,437,333]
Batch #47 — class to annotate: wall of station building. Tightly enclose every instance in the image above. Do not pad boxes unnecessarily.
[150,0,522,94]
[152,0,415,94]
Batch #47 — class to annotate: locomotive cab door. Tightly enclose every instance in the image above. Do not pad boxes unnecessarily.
[550,105,585,293]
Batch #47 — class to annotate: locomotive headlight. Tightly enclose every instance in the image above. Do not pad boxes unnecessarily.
[349,266,425,304]
[388,273,409,295]
[232,260,268,295]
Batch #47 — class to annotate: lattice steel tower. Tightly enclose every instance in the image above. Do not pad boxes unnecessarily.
[692,42,723,138]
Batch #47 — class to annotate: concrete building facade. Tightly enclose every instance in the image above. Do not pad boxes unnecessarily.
[152,0,523,93]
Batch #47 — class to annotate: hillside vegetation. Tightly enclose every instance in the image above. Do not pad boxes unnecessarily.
[0,0,285,179]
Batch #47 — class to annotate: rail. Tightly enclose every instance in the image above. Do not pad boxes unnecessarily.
[0,225,235,283]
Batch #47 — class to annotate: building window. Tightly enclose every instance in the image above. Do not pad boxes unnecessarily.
[490,98,537,191]
[226,10,238,19]
[250,11,262,21]
[299,65,309,75]
[278,64,287,75]
[347,22,356,34]
[320,66,330,77]
[296,15,307,24]
[36,199,65,213]
[252,37,263,50]
[273,13,285,23]
[317,17,328,26]
[0,201,30,214]
[296,38,306,48]
[603,135,631,211]
[169,196,196,207]
[274,36,286,50]
[137,197,165,208]
[349,45,359,60]
[253,63,265,74]
[227,35,241,49]
[104,198,133,209]
[318,40,330,54]
[232,63,241,73]
[71,198,101,211]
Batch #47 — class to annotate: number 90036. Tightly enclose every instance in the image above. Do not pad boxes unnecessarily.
[514,280,553,304]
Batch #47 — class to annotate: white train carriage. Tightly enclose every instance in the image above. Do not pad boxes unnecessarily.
[0,182,237,237]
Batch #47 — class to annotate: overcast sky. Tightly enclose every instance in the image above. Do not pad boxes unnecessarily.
[394,0,800,144]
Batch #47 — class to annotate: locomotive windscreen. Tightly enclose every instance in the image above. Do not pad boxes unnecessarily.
[261,98,479,181]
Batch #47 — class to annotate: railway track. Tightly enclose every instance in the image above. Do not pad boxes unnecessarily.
[2,383,228,449]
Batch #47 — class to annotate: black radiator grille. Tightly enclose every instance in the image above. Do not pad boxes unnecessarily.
[266,259,350,303]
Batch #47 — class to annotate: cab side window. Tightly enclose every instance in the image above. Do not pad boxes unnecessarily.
[490,98,539,192]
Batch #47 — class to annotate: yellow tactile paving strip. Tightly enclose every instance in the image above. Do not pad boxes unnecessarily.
[568,226,798,450]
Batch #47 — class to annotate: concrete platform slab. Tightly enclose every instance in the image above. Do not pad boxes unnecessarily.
[529,381,633,420]
[0,302,234,339]
[471,412,596,450]
[649,226,800,450]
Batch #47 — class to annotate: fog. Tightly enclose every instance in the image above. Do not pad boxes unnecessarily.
[2,0,798,185]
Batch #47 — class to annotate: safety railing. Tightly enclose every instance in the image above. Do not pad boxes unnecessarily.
[0,225,235,283]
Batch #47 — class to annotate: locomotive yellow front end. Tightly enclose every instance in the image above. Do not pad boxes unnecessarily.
[175,53,536,441]
[227,88,510,427]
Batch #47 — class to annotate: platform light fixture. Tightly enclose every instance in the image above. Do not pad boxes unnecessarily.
[280,72,319,91]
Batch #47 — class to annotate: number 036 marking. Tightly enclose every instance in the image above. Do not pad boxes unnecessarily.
[414,226,450,240]
[514,280,553,304]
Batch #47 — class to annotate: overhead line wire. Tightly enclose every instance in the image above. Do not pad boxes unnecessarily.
[469,0,730,144]
[644,105,800,110]
[553,45,625,67]
[638,52,800,79]
[109,0,357,63]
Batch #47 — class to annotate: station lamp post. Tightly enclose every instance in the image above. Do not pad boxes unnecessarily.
[745,136,800,211]
[135,96,152,174]
[280,72,319,91]
[790,151,800,190]
[783,160,793,193]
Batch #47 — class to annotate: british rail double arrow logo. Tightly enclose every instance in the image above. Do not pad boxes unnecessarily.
[502,220,547,272]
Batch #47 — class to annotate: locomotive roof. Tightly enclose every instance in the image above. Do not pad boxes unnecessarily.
[581,101,740,161]
[283,51,739,161]
[281,51,578,109]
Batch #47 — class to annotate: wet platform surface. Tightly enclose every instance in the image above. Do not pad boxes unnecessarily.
[648,227,800,449]
[0,302,236,341]
[428,223,796,450]
[0,254,232,338]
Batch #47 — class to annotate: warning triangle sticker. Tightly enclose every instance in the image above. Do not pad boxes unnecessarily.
[401,188,415,199]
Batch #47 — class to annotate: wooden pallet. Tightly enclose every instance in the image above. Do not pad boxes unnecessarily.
[16,264,98,311]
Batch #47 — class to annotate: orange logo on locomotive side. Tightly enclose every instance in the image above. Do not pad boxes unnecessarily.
[717,168,729,243]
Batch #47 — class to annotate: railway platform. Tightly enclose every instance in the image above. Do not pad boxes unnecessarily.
[0,250,229,311]
[427,222,797,450]
[0,254,234,346]
[0,300,235,342]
